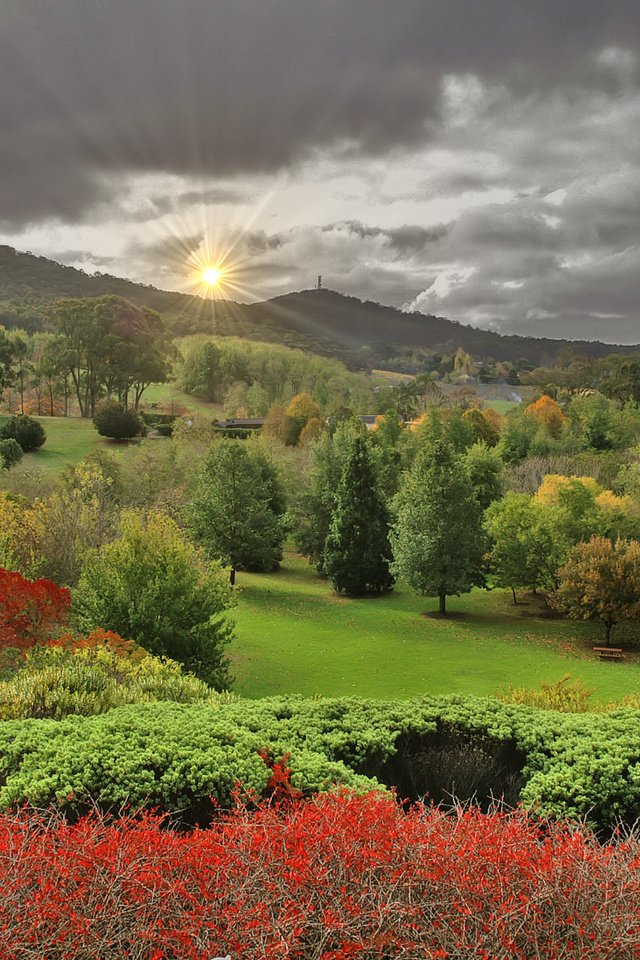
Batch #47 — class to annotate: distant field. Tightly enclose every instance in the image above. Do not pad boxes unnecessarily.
[141,383,223,417]
[483,398,521,415]
[232,554,640,703]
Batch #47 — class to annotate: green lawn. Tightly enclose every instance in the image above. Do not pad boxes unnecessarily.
[141,383,223,417]
[231,554,640,702]
[4,417,106,480]
[484,398,521,415]
[0,417,164,484]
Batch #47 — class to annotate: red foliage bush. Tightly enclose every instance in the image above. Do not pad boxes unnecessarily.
[0,568,70,650]
[46,627,143,659]
[0,793,638,959]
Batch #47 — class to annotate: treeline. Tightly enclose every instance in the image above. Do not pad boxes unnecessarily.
[0,295,172,417]
[177,335,377,415]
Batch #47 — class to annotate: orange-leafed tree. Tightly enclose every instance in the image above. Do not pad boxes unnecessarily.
[526,395,566,438]
[552,537,640,645]
[0,569,70,650]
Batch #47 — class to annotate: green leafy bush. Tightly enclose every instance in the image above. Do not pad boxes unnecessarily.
[0,696,639,826]
[0,414,46,452]
[74,511,235,688]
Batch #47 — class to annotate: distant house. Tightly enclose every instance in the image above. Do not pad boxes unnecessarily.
[358,415,379,430]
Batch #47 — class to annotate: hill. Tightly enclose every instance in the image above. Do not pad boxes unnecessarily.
[1,245,638,367]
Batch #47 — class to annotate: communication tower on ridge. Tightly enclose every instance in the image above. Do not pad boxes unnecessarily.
[316,274,323,291]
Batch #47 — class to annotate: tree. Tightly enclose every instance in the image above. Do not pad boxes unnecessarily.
[552,537,640,646]
[93,399,143,440]
[370,409,407,499]
[0,327,14,399]
[464,442,504,510]
[323,435,394,596]
[391,440,486,615]
[284,392,323,445]
[0,414,46,452]
[74,511,234,687]
[188,440,287,581]
[295,421,364,571]
[462,408,500,447]
[484,493,565,603]
[9,333,31,414]
[53,296,171,416]
[497,411,537,463]
[526,395,566,438]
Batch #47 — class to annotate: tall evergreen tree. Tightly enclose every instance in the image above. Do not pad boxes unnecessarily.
[391,439,486,615]
[323,435,394,596]
[295,421,364,571]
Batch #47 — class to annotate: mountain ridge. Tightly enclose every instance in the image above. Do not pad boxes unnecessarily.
[1,245,638,367]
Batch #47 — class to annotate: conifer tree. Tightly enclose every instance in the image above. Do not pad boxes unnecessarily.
[391,439,486,615]
[323,435,394,595]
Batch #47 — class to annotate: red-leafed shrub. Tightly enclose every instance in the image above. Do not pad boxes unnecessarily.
[45,627,143,659]
[0,568,70,650]
[0,793,638,959]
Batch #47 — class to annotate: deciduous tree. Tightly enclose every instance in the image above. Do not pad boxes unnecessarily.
[188,440,287,580]
[75,511,234,687]
[552,536,640,645]
[391,440,486,615]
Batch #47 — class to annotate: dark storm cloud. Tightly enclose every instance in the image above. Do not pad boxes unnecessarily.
[1,0,639,224]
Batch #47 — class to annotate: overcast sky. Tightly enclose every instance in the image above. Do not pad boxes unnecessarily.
[1,0,639,342]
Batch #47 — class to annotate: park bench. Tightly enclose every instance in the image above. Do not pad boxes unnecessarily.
[593,646,625,661]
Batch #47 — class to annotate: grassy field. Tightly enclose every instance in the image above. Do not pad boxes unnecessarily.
[231,554,640,702]
[0,416,172,485]
[141,383,223,417]
[485,398,521,415]
[2,416,109,481]
[0,383,222,484]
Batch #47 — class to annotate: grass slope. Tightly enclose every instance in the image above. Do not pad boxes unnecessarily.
[232,554,640,702]
[7,417,105,480]
[0,385,222,483]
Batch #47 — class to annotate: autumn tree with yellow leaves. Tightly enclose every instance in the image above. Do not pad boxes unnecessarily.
[552,537,640,646]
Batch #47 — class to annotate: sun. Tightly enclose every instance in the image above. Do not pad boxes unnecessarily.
[201,266,222,287]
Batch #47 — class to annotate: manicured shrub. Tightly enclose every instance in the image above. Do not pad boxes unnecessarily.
[0,643,211,720]
[92,399,143,440]
[0,414,46,452]
[0,794,638,959]
[1,696,640,826]
[0,438,23,470]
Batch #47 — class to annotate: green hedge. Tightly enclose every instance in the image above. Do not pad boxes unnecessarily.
[0,696,638,826]
[139,412,177,427]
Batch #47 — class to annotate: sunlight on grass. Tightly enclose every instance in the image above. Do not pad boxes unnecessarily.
[231,554,640,702]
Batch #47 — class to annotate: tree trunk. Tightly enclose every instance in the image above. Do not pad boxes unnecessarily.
[605,620,613,647]
[511,586,518,605]
[439,592,447,616]
[230,568,236,586]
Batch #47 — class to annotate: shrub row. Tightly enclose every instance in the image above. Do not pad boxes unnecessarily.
[1,696,640,826]
[1,793,638,959]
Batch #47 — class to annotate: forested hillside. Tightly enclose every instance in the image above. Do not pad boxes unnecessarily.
[2,246,639,369]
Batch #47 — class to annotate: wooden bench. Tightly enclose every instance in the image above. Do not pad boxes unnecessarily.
[593,646,625,661]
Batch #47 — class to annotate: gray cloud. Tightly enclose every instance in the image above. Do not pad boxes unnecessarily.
[1,1,640,344]
[1,0,639,225]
